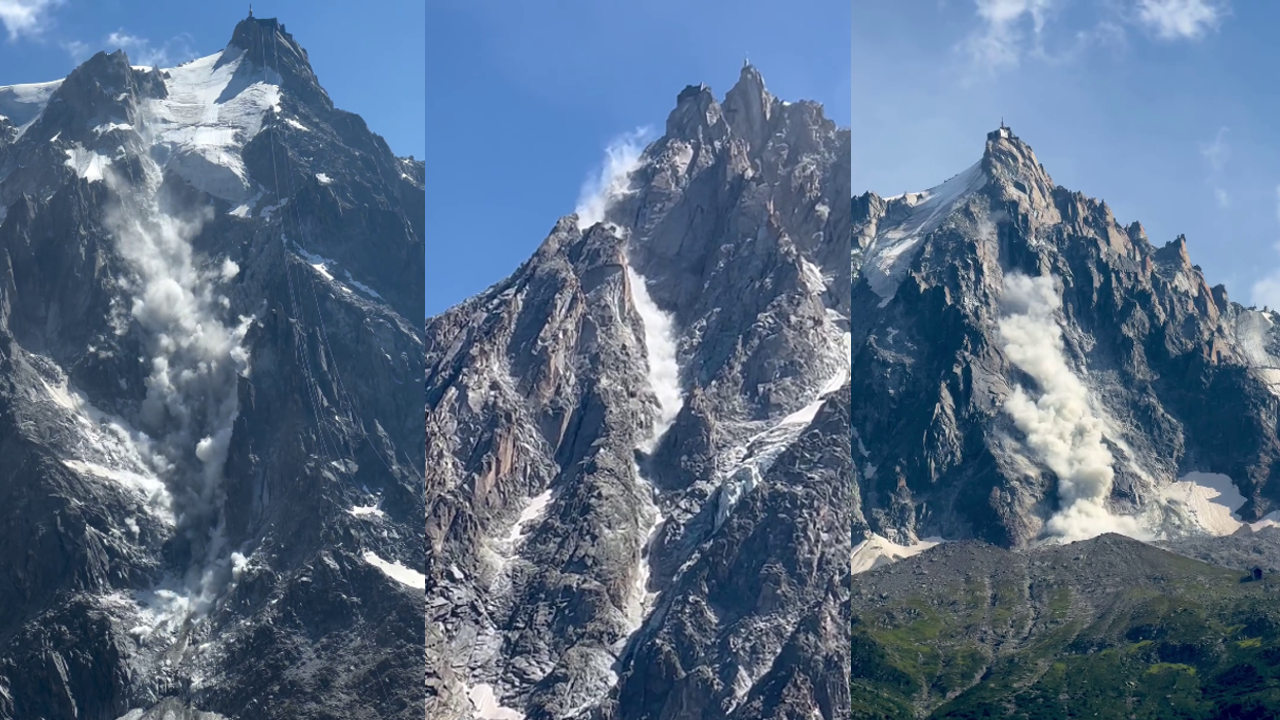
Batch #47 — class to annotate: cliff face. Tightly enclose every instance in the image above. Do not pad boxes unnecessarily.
[0,17,424,720]
[852,127,1280,559]
[427,66,852,720]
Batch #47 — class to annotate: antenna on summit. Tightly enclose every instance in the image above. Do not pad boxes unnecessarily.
[1000,116,1004,129]
[249,3,253,18]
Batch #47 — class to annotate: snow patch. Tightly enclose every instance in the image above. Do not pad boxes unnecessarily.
[346,276,382,299]
[315,172,332,185]
[852,534,945,574]
[348,504,385,519]
[778,332,851,427]
[293,245,351,293]
[228,189,263,219]
[467,684,525,720]
[139,48,282,202]
[504,489,553,545]
[64,145,111,183]
[1154,471,1280,536]
[362,550,425,590]
[93,122,134,137]
[260,197,288,220]
[63,460,168,506]
[714,329,850,530]
[863,162,986,306]
[799,257,827,293]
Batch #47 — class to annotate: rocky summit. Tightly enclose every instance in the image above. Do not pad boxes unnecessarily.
[426,65,852,720]
[0,16,424,720]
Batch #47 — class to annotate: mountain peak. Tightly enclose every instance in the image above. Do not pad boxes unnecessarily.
[722,63,773,146]
[982,125,1046,176]
[665,82,726,143]
[226,15,329,109]
[228,15,309,74]
[980,125,1056,210]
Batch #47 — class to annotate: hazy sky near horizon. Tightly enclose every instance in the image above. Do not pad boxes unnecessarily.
[425,0,850,316]
[854,0,1280,308]
[0,0,424,159]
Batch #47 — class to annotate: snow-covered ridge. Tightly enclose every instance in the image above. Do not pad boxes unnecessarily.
[863,162,987,307]
[0,80,62,137]
[36,44,287,201]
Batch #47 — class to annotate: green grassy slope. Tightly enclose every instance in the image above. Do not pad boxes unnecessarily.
[851,534,1280,719]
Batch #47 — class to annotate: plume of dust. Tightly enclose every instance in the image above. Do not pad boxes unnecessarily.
[575,127,652,230]
[626,266,683,449]
[997,272,1148,543]
[103,165,253,616]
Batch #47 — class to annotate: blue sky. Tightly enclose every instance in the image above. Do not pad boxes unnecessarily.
[425,0,851,316]
[854,0,1280,309]
[0,0,424,159]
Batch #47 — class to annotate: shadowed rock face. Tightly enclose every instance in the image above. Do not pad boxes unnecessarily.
[852,127,1280,551]
[0,16,424,720]
[427,66,851,720]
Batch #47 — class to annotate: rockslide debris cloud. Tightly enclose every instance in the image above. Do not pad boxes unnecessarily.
[105,162,253,612]
[997,271,1146,542]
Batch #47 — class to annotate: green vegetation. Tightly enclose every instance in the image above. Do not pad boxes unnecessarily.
[851,537,1280,719]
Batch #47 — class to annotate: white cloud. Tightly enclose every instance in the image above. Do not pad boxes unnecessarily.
[964,0,1056,72]
[957,0,1227,77]
[1200,126,1230,208]
[1136,0,1225,40]
[0,0,59,41]
[61,38,87,60]
[105,29,196,68]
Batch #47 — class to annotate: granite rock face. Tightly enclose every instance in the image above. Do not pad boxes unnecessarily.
[852,127,1280,553]
[0,16,424,720]
[427,66,852,719]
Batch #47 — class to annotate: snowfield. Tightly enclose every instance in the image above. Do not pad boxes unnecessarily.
[863,162,987,306]
[139,48,282,202]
